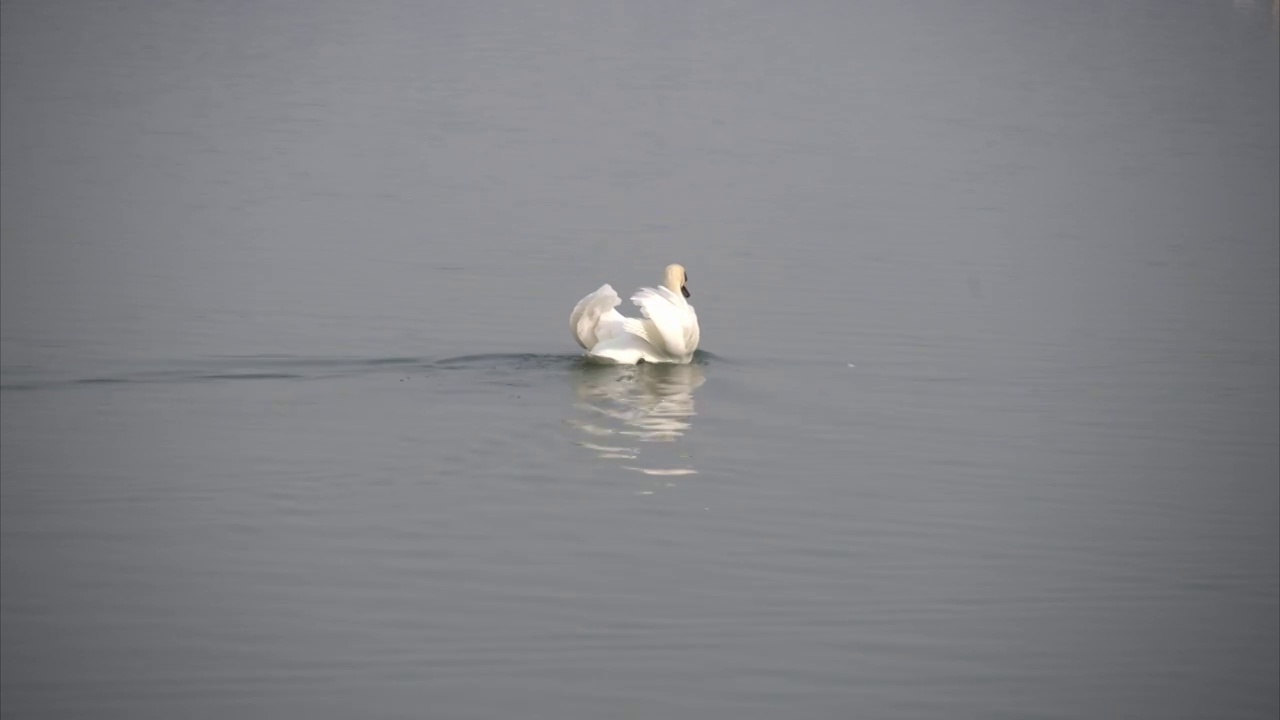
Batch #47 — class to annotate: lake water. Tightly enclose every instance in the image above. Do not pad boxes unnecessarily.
[2,1,1278,718]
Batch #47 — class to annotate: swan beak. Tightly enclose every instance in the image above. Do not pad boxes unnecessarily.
[681,285,690,299]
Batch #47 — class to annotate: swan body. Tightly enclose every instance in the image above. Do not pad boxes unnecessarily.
[570,264,700,364]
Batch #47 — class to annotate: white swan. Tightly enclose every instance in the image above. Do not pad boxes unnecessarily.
[570,264,700,364]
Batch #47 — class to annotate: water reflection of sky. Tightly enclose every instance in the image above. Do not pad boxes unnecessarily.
[568,363,705,478]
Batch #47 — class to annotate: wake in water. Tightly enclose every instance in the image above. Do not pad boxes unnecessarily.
[0,351,722,391]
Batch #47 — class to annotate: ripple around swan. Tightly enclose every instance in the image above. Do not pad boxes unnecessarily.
[432,353,584,370]
[0,351,724,391]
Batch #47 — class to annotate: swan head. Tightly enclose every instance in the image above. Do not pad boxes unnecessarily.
[664,263,690,299]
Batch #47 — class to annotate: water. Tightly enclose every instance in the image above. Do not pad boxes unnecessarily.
[2,1,1277,718]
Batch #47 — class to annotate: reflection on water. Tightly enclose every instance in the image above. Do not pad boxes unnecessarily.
[568,363,705,477]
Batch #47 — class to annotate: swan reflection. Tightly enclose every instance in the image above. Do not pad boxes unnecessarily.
[568,363,705,476]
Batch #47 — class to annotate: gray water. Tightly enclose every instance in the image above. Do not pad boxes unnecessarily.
[2,1,1278,718]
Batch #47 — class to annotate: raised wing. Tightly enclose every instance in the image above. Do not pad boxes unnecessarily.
[569,284,622,350]
[682,303,700,358]
[630,286,699,362]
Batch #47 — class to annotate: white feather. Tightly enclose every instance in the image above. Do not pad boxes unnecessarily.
[569,284,624,350]
[630,286,699,362]
[568,267,700,365]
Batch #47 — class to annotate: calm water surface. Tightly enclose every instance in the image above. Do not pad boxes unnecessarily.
[2,1,1278,718]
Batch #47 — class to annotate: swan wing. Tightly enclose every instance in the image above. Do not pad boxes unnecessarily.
[683,304,700,358]
[570,284,624,350]
[630,286,699,362]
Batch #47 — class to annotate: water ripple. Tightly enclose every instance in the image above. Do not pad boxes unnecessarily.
[0,352,720,391]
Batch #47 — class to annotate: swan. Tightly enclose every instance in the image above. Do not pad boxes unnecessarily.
[570,263,700,364]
